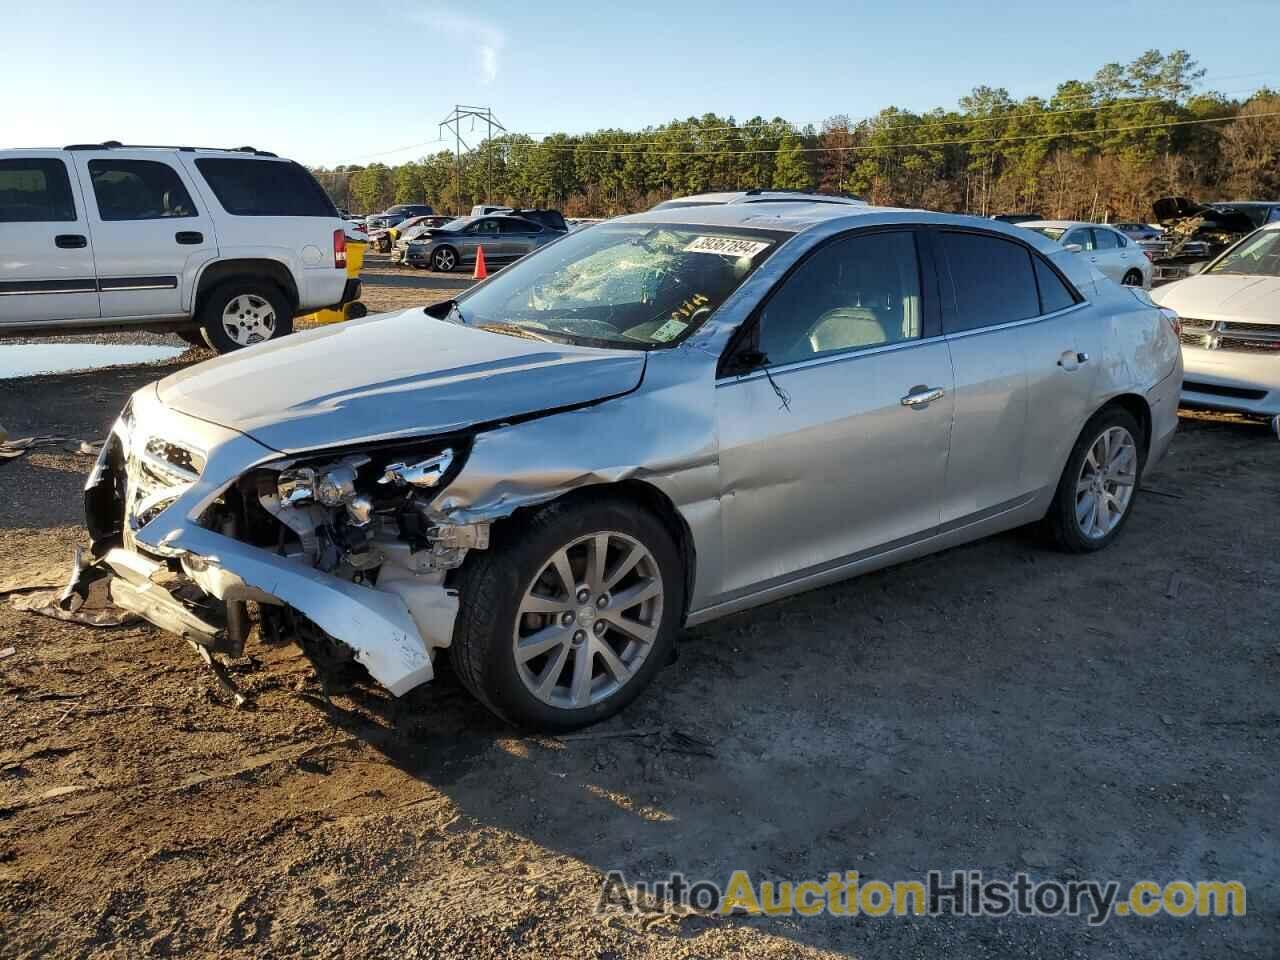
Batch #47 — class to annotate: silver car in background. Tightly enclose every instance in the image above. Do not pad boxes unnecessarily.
[404,214,560,272]
[76,204,1182,730]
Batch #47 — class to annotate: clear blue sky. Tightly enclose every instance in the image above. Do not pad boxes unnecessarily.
[7,0,1278,167]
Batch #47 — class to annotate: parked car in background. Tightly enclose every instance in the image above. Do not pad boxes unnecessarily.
[471,204,512,216]
[1112,222,1163,242]
[405,213,565,272]
[1021,220,1152,289]
[386,203,434,218]
[1148,197,1257,284]
[652,190,865,211]
[367,214,430,253]
[0,142,354,351]
[1152,221,1280,417]
[990,213,1043,224]
[389,215,457,263]
[77,204,1181,730]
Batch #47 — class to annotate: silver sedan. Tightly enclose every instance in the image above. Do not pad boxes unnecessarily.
[77,204,1183,730]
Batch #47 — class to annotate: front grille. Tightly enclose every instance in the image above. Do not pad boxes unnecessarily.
[1178,318,1280,353]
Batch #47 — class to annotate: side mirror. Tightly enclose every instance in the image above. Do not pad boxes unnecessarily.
[1064,243,1084,254]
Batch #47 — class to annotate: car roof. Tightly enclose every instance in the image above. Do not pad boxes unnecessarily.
[1019,220,1121,231]
[615,202,1069,250]
[658,190,865,208]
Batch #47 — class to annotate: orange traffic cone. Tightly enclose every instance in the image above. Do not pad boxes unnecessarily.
[473,245,488,280]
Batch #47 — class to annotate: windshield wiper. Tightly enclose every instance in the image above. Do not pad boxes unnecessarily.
[476,322,555,343]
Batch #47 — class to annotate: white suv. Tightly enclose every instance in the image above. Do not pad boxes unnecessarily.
[0,143,356,352]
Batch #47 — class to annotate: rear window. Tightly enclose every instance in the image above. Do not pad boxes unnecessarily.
[194,158,336,217]
[0,158,77,223]
[941,232,1041,332]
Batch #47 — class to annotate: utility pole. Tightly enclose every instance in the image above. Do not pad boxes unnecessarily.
[439,105,506,212]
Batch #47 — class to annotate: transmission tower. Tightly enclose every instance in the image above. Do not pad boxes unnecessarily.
[439,105,507,212]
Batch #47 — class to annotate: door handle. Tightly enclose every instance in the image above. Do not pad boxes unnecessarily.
[900,385,945,408]
[175,231,204,245]
[55,234,87,249]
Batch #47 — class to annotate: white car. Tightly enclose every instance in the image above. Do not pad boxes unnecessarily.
[0,142,356,352]
[1151,222,1280,417]
[1021,221,1152,290]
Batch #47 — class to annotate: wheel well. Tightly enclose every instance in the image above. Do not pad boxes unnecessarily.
[195,260,299,315]
[1101,393,1152,455]
[494,481,697,624]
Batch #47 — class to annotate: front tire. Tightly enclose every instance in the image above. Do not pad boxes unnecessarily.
[198,280,293,353]
[1045,406,1145,553]
[431,246,458,272]
[450,495,684,731]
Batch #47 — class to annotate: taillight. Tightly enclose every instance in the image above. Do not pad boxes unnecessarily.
[334,229,347,268]
[1159,307,1181,337]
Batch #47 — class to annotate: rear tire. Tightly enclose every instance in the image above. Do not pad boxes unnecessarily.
[450,495,684,731]
[1045,406,1145,553]
[198,280,293,353]
[175,328,206,347]
[1122,269,1144,287]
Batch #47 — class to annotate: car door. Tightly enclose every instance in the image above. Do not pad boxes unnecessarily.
[466,217,501,263]
[500,217,543,259]
[71,152,218,319]
[1089,227,1128,284]
[715,228,954,597]
[934,229,1038,524]
[0,153,100,325]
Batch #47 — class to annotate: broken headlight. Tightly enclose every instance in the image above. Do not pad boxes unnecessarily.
[277,456,374,526]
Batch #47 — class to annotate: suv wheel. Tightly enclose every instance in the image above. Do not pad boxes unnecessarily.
[450,495,683,731]
[199,280,293,353]
[1045,406,1145,552]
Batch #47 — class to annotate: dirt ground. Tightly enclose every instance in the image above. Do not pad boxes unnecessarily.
[1,260,1277,958]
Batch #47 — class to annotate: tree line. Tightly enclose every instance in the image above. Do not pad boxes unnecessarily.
[312,50,1280,222]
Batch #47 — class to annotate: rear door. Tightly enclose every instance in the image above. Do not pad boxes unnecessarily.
[935,229,1037,524]
[70,152,218,318]
[0,153,99,325]
[500,217,543,259]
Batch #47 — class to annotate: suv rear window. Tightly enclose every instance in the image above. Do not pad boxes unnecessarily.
[0,158,77,223]
[194,158,336,217]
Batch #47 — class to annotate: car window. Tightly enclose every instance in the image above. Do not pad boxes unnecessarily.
[1093,228,1118,250]
[87,159,196,221]
[1033,256,1080,313]
[1062,228,1094,251]
[757,231,922,366]
[500,218,540,234]
[0,158,77,223]
[194,158,336,217]
[941,232,1041,332]
[470,219,500,235]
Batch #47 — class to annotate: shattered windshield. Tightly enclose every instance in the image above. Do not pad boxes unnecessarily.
[1207,229,1280,277]
[449,222,785,348]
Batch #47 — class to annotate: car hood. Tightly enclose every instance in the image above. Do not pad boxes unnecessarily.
[1150,274,1280,323]
[156,309,647,454]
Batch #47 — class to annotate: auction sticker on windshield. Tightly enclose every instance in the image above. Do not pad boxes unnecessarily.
[684,236,772,258]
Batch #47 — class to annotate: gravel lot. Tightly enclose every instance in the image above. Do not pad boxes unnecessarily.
[1,259,1277,958]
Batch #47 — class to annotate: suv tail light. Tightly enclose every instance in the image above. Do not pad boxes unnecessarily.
[334,229,347,269]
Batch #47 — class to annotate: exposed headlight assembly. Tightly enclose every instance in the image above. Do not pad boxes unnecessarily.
[277,455,374,525]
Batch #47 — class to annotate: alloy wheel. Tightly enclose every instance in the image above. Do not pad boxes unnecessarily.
[434,249,456,271]
[1075,426,1138,539]
[220,294,276,346]
[512,531,663,709]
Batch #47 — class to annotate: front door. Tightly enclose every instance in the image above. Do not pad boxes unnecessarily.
[715,229,954,598]
[0,154,99,325]
[71,152,218,319]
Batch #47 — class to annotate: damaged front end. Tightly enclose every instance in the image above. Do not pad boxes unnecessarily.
[75,385,491,702]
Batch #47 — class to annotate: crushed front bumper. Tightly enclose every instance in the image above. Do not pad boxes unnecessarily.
[81,385,459,697]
